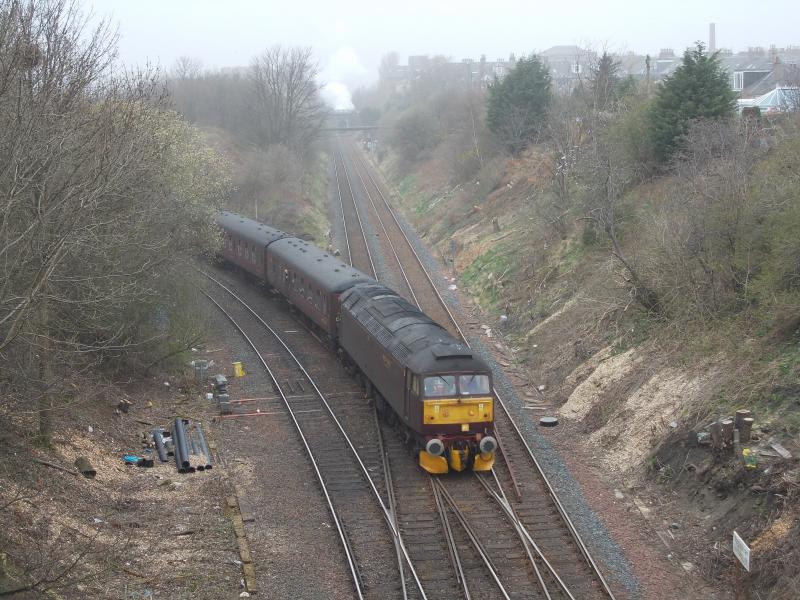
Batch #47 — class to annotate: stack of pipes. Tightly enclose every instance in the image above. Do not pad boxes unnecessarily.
[150,419,213,473]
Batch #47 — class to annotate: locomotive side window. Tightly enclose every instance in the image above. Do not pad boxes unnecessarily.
[424,375,456,397]
[458,374,490,395]
[406,373,420,395]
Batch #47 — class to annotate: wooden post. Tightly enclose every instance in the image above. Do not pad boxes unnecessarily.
[492,217,500,233]
[739,417,754,443]
[721,418,735,449]
[710,421,723,451]
[735,410,752,430]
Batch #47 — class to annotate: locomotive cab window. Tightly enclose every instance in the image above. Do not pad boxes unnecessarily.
[424,375,456,397]
[458,374,490,395]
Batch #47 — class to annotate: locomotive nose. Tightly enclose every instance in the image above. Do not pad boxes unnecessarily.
[479,436,497,454]
[426,438,445,456]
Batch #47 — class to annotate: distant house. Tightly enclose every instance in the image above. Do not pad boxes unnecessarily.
[539,45,597,93]
[652,48,682,78]
[377,45,800,100]
[720,47,800,99]
[738,87,800,114]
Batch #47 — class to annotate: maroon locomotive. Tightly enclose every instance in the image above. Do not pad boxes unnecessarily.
[216,211,496,473]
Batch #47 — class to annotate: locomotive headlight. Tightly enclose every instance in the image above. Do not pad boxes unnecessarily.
[426,438,445,456]
[479,436,497,454]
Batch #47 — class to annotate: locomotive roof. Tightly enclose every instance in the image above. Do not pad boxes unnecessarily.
[269,238,374,293]
[341,283,490,375]
[216,211,289,247]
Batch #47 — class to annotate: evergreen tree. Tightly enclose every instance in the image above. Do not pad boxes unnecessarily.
[487,55,552,154]
[650,43,736,162]
[589,52,621,111]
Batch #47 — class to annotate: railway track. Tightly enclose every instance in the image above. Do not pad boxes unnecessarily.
[332,143,551,598]
[333,145,377,278]
[336,135,619,599]
[203,271,426,599]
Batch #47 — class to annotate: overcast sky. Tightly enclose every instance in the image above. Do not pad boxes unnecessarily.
[86,0,798,107]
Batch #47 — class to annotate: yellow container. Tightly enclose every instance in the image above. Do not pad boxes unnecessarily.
[232,361,245,378]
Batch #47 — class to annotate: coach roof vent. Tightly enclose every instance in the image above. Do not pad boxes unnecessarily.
[430,344,473,360]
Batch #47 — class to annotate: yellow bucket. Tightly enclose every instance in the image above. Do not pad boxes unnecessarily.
[232,361,245,378]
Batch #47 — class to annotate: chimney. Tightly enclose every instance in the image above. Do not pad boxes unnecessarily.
[709,23,716,53]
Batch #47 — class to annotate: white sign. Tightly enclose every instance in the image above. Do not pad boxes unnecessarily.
[733,530,750,572]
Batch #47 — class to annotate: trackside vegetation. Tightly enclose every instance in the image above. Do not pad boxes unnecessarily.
[0,0,231,439]
[357,44,800,596]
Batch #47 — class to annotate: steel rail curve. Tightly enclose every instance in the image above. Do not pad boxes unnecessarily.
[431,478,511,600]
[203,273,428,599]
[373,406,409,600]
[430,478,470,599]
[203,291,365,599]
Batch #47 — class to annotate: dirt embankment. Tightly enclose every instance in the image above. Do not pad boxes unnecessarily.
[373,144,800,598]
[0,371,242,599]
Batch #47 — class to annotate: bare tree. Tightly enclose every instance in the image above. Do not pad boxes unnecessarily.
[249,45,325,155]
[578,108,661,313]
[172,55,202,80]
[544,96,585,237]
[637,118,766,318]
[0,0,229,439]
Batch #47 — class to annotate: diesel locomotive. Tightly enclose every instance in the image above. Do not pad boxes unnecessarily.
[215,211,497,474]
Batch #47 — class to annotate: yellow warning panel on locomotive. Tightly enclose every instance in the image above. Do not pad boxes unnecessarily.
[422,397,493,425]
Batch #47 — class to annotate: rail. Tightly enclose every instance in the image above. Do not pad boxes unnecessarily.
[203,272,427,599]
[348,141,618,599]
